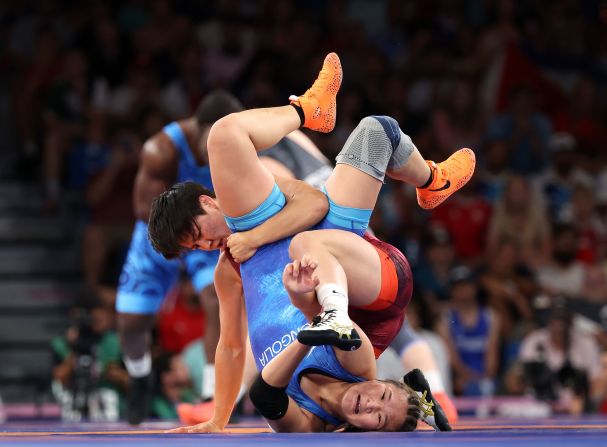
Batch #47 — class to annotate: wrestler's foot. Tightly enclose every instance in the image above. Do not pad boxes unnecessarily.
[126,373,152,425]
[289,52,342,133]
[403,368,452,432]
[434,391,459,425]
[416,148,476,210]
[177,400,215,425]
[298,309,361,351]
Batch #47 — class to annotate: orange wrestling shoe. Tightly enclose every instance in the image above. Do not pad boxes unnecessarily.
[416,148,476,210]
[289,52,342,133]
[177,400,215,425]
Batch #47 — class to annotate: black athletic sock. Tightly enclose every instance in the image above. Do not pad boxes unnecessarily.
[290,103,305,127]
[418,165,434,189]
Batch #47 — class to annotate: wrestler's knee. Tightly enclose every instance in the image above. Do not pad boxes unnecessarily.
[288,231,318,259]
[358,115,380,128]
[207,113,242,154]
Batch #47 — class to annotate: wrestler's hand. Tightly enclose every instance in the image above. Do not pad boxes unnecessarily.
[166,420,222,434]
[283,254,320,295]
[226,232,258,263]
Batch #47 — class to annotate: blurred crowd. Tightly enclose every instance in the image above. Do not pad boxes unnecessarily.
[3,0,607,419]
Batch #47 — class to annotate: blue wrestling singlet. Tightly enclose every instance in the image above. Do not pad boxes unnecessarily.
[226,184,370,424]
[224,184,372,371]
[287,345,365,426]
[449,308,491,375]
[116,122,219,314]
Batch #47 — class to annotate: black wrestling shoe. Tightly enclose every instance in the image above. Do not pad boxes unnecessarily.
[126,373,152,425]
[403,369,452,432]
[297,309,362,351]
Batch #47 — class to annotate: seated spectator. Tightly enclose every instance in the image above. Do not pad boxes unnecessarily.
[486,84,552,176]
[501,361,528,397]
[582,264,607,304]
[552,78,607,167]
[42,50,92,209]
[436,266,501,396]
[487,175,551,270]
[537,223,588,299]
[13,27,62,174]
[431,177,492,266]
[156,275,206,355]
[518,307,602,415]
[51,302,128,421]
[414,227,456,310]
[152,352,199,420]
[533,133,594,220]
[477,138,511,204]
[559,183,607,265]
[432,77,485,160]
[479,237,536,346]
[81,122,139,307]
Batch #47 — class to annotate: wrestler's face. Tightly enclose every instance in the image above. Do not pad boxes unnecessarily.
[181,195,230,251]
[341,380,408,431]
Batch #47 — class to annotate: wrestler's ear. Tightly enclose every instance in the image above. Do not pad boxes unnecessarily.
[198,195,219,210]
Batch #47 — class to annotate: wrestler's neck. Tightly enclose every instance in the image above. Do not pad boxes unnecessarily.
[213,199,231,234]
[307,374,351,420]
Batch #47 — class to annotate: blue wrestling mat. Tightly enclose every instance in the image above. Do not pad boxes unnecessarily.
[2,417,607,447]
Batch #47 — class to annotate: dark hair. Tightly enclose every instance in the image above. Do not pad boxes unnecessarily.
[195,90,244,127]
[341,380,421,432]
[548,305,573,326]
[388,380,421,432]
[148,182,215,259]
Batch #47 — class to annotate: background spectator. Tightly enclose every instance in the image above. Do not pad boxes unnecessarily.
[487,175,551,270]
[436,266,501,397]
[537,224,588,300]
[479,237,535,354]
[430,179,493,266]
[51,302,127,421]
[413,227,457,312]
[519,307,602,415]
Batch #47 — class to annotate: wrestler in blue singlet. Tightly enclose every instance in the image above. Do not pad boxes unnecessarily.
[223,185,371,422]
[116,122,219,314]
[225,184,371,369]
[287,345,365,426]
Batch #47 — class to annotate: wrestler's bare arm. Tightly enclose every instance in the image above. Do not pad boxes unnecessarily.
[133,133,177,221]
[211,255,248,430]
[170,254,247,433]
[259,341,322,433]
[226,176,329,263]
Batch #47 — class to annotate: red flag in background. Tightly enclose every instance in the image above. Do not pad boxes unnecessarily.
[494,43,567,116]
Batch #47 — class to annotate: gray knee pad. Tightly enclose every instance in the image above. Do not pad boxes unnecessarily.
[335,115,416,181]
